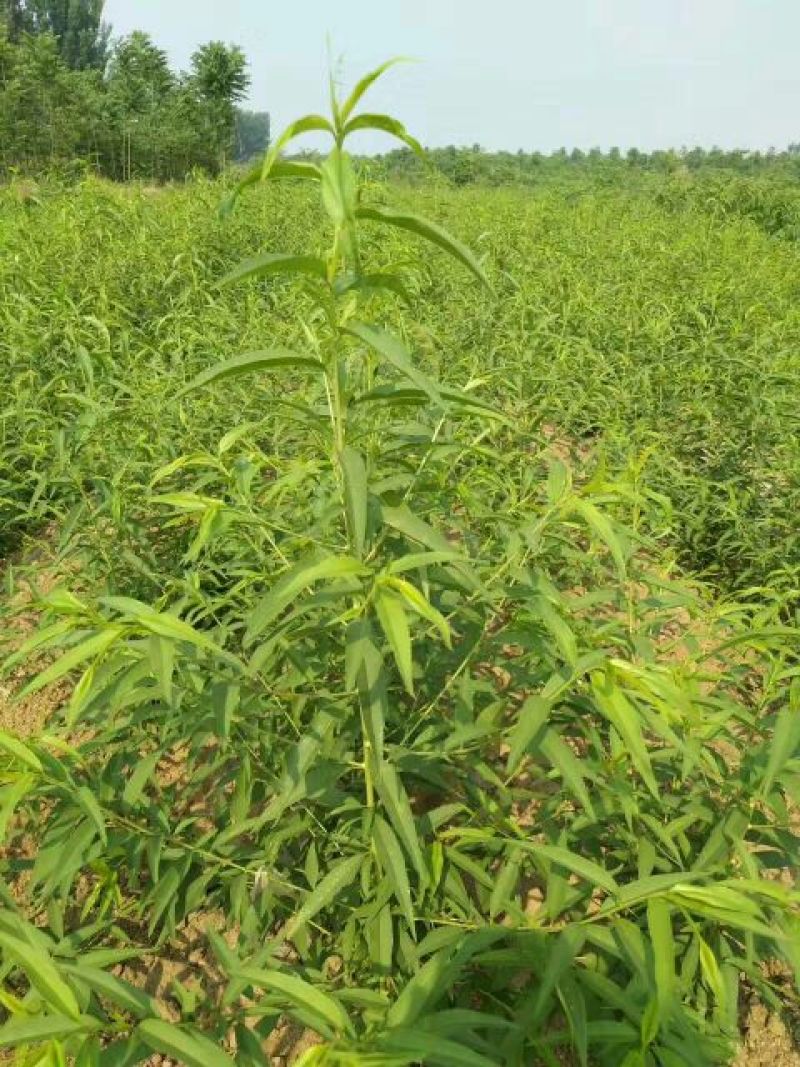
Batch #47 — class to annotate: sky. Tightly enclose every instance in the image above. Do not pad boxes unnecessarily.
[102,0,800,154]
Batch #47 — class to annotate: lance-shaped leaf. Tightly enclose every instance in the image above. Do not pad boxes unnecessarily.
[378,1030,499,1067]
[515,842,618,895]
[374,585,414,695]
[283,853,364,943]
[592,672,658,798]
[334,271,412,302]
[346,321,442,404]
[0,929,80,1019]
[220,159,322,218]
[220,252,328,288]
[17,627,124,700]
[0,1015,99,1049]
[647,897,675,1027]
[178,349,323,398]
[340,445,368,558]
[375,760,428,885]
[343,113,424,155]
[0,731,42,773]
[345,619,387,766]
[99,597,241,668]
[382,576,451,647]
[59,965,158,1020]
[138,1020,236,1067]
[761,688,800,796]
[373,815,415,931]
[232,967,353,1037]
[260,114,335,180]
[246,555,368,645]
[339,57,410,123]
[505,695,552,775]
[357,204,491,290]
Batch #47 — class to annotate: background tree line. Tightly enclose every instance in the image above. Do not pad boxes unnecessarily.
[378,142,800,188]
[0,0,270,180]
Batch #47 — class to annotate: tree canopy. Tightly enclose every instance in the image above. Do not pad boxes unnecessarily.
[0,9,269,179]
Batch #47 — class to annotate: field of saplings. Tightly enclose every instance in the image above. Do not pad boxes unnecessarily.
[1,65,799,1067]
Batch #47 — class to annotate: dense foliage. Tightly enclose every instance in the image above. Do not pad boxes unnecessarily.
[1,62,799,1067]
[378,144,800,189]
[0,4,267,179]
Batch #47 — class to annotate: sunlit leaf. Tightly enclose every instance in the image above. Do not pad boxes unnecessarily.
[178,349,323,397]
[357,204,491,290]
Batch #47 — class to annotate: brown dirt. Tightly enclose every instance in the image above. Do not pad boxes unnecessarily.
[735,1002,800,1067]
[0,549,71,736]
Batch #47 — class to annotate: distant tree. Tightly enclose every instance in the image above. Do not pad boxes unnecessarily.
[234,108,270,161]
[107,31,173,113]
[8,0,110,69]
[0,0,32,40]
[190,41,249,166]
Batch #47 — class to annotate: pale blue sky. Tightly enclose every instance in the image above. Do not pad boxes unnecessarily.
[103,0,800,153]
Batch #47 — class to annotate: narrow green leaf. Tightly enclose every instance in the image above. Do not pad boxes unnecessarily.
[516,842,618,895]
[0,774,37,840]
[220,252,328,288]
[0,731,42,773]
[0,1014,98,1049]
[374,587,414,695]
[260,114,335,180]
[178,349,323,398]
[346,619,387,766]
[138,1020,236,1067]
[489,849,521,919]
[532,595,579,668]
[379,1029,499,1067]
[343,113,424,155]
[375,761,427,885]
[384,577,451,648]
[321,147,357,228]
[386,948,460,1029]
[357,204,491,290]
[100,597,241,669]
[341,446,368,558]
[531,927,586,1026]
[698,937,727,1013]
[234,966,353,1036]
[339,58,410,123]
[220,159,322,217]
[386,550,462,574]
[570,498,627,577]
[283,853,364,942]
[60,965,158,1020]
[381,503,453,553]
[346,321,442,404]
[122,750,160,807]
[0,931,80,1019]
[374,815,415,931]
[539,729,596,819]
[75,787,106,845]
[18,628,122,700]
[506,696,551,775]
[761,703,800,796]
[246,555,367,645]
[592,673,658,798]
[647,897,675,1024]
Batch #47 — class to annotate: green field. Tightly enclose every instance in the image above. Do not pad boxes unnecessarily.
[1,143,800,1064]
[3,174,800,591]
